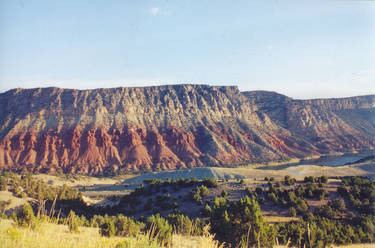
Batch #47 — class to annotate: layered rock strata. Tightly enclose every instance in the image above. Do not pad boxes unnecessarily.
[0,85,374,174]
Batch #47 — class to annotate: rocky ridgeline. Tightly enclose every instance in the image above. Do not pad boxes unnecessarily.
[0,85,374,174]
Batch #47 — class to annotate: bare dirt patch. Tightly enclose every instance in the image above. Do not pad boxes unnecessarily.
[0,190,31,213]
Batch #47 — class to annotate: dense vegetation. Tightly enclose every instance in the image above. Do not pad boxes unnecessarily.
[1,172,375,247]
[0,172,81,201]
[210,196,276,247]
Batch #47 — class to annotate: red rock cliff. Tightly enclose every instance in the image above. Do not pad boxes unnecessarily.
[0,85,374,174]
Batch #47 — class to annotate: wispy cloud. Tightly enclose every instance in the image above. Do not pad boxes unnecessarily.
[150,7,160,16]
[149,7,171,16]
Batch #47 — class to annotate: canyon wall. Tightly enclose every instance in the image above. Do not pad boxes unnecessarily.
[0,85,374,174]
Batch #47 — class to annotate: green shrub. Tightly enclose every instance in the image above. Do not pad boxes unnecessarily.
[202,204,212,216]
[202,178,218,188]
[295,199,308,215]
[304,176,315,183]
[116,214,143,237]
[146,214,172,246]
[191,185,209,204]
[16,203,34,228]
[68,210,79,233]
[284,175,297,186]
[11,211,17,223]
[91,215,105,227]
[210,196,276,247]
[221,189,228,197]
[289,207,297,217]
[167,213,193,235]
[199,185,209,196]
[255,186,263,194]
[100,220,116,237]
[329,199,346,212]
[267,192,278,204]
[319,176,328,184]
[0,176,7,191]
[314,205,335,218]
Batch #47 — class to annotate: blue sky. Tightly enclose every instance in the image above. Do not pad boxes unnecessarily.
[0,0,374,99]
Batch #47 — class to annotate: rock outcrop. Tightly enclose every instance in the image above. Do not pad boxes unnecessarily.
[0,85,374,174]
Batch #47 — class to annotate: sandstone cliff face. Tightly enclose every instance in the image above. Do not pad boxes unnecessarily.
[0,85,374,174]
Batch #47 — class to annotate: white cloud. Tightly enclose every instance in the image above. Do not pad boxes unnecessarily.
[150,7,160,16]
[149,7,171,16]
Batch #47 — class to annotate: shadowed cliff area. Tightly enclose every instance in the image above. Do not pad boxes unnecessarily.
[0,85,374,174]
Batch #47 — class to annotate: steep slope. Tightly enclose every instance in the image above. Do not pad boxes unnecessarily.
[0,85,374,174]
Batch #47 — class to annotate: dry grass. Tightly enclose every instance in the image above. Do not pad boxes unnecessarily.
[273,244,375,248]
[0,190,31,211]
[34,174,130,187]
[0,219,134,248]
[330,244,375,248]
[124,162,374,187]
[212,163,372,181]
[263,216,299,223]
[1,218,374,248]
[172,226,224,248]
[0,219,223,248]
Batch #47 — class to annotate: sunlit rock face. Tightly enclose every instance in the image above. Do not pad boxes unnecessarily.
[0,85,374,174]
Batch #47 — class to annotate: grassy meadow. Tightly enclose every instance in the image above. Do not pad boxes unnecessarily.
[2,218,374,248]
[0,219,223,248]
[1,160,375,248]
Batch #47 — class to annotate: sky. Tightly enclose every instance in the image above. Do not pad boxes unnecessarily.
[0,0,374,99]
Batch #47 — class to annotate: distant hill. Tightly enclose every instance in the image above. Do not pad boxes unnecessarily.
[0,85,374,174]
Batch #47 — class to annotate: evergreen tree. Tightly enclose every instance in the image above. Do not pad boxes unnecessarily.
[100,220,116,237]
[17,203,34,228]
[210,196,275,247]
